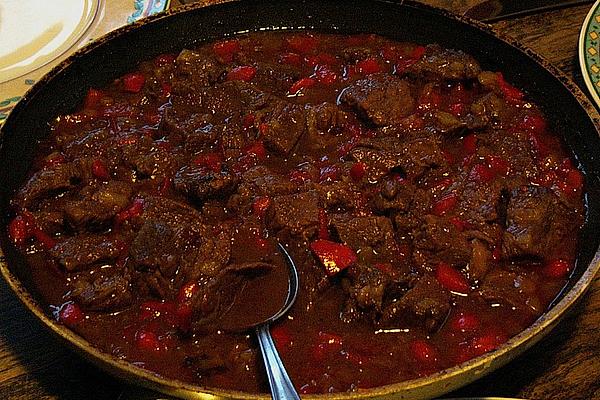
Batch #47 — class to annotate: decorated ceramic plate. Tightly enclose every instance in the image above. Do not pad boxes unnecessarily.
[579,0,600,108]
[0,0,169,124]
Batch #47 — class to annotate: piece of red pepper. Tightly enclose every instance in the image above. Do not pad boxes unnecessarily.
[496,72,524,102]
[314,65,337,85]
[288,77,316,96]
[8,215,28,246]
[318,209,330,240]
[350,162,366,182]
[213,39,240,62]
[356,58,382,74]
[84,88,104,110]
[310,239,357,276]
[226,65,257,82]
[57,302,85,326]
[153,53,176,67]
[122,72,146,93]
[12,211,56,250]
[285,34,319,54]
[114,198,145,226]
[410,339,439,365]
[449,311,480,334]
[431,193,458,216]
[435,262,470,294]
[192,153,223,172]
[92,159,110,180]
[279,52,302,67]
[543,258,571,278]
[252,196,271,219]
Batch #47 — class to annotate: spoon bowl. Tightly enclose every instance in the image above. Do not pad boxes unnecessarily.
[254,243,301,400]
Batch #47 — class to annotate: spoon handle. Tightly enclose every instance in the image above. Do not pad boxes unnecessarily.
[256,324,301,400]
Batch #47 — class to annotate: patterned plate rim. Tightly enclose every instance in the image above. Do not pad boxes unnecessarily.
[579,0,600,108]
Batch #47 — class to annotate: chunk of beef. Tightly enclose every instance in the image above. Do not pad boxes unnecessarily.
[134,218,229,282]
[350,135,445,180]
[342,47,373,63]
[69,268,132,311]
[255,100,306,155]
[172,81,272,120]
[477,269,542,316]
[340,263,389,322]
[313,180,362,211]
[393,212,421,239]
[12,160,88,209]
[161,109,217,142]
[458,181,505,223]
[228,166,296,212]
[129,220,191,278]
[132,269,174,300]
[432,111,466,135]
[480,129,537,176]
[331,215,399,261]
[134,196,232,282]
[370,177,415,214]
[405,44,481,81]
[468,239,492,283]
[49,234,122,271]
[502,185,577,260]
[121,136,176,178]
[340,73,415,126]
[412,215,472,268]
[267,191,319,239]
[174,164,238,202]
[61,128,112,160]
[303,103,350,151]
[305,102,348,135]
[31,210,64,235]
[252,62,301,94]
[64,181,132,230]
[380,275,451,332]
[240,166,296,196]
[174,49,225,88]
[470,92,514,127]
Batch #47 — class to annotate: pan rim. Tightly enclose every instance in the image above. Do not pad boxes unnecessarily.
[1,1,600,399]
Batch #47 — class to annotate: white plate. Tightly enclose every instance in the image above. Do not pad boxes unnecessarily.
[0,0,169,124]
[0,0,100,84]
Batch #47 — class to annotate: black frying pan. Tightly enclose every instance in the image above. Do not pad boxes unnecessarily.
[1,1,599,399]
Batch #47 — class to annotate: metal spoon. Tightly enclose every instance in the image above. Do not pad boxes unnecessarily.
[217,243,300,399]
[254,243,301,400]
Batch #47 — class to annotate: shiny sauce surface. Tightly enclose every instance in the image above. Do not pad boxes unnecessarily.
[7,32,585,394]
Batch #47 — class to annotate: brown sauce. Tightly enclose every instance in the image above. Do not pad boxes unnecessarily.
[6,31,585,394]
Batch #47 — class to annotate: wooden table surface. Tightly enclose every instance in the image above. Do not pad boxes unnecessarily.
[1,1,599,399]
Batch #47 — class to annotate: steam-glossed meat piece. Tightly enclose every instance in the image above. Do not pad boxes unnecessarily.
[49,234,122,272]
[380,275,451,332]
[405,44,481,81]
[502,186,578,260]
[340,73,415,126]
[12,160,90,209]
[267,191,320,238]
[256,100,306,155]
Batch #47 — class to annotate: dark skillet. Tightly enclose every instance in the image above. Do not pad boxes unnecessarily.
[1,1,600,399]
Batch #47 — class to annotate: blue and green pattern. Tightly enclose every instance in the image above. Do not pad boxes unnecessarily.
[579,1,600,108]
[128,0,170,23]
[0,96,22,124]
